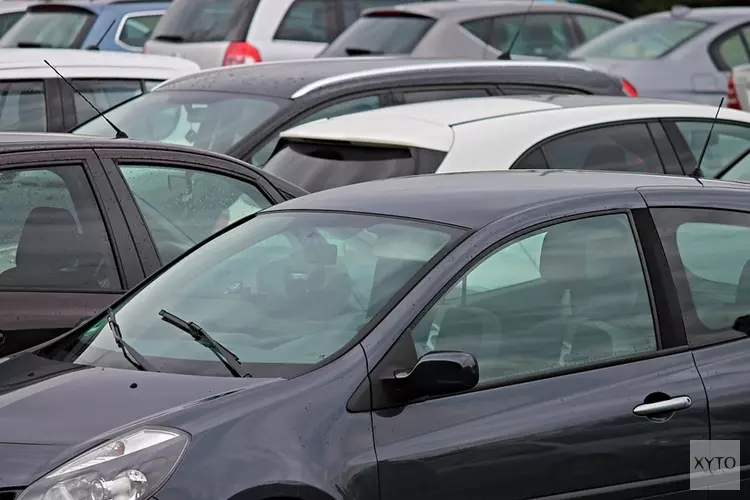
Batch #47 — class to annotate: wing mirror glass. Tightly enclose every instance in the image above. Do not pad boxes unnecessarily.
[393,350,479,399]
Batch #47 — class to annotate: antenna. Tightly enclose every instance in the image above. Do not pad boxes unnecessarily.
[690,96,724,179]
[498,0,536,60]
[85,18,117,51]
[44,60,128,139]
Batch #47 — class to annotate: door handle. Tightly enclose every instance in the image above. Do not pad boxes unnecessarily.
[633,396,692,417]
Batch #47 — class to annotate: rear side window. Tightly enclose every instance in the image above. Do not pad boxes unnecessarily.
[70,79,143,126]
[574,15,621,42]
[263,141,445,192]
[0,11,24,38]
[274,0,336,43]
[117,13,162,49]
[150,0,255,43]
[0,80,46,132]
[320,13,435,56]
[0,7,95,49]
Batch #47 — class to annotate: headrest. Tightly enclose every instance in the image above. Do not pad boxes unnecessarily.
[16,207,81,269]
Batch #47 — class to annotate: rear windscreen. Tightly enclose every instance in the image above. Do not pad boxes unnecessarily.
[263,141,444,193]
[150,0,257,43]
[0,7,95,49]
[319,13,435,57]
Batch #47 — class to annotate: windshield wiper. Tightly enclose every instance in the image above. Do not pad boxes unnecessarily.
[158,309,251,378]
[17,41,52,48]
[152,34,185,43]
[108,309,159,372]
[344,47,383,56]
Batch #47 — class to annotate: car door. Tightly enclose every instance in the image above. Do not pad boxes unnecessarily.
[643,198,750,495]
[0,150,143,356]
[361,209,709,499]
[93,147,296,274]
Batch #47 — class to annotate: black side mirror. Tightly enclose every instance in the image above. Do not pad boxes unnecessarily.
[167,174,190,195]
[733,315,750,335]
[392,351,479,399]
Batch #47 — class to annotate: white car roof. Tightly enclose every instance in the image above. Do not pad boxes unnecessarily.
[0,49,200,80]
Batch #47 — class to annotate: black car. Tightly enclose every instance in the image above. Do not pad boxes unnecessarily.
[71,57,632,166]
[3,170,750,500]
[0,133,303,356]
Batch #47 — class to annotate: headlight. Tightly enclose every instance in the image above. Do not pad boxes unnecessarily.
[18,427,189,500]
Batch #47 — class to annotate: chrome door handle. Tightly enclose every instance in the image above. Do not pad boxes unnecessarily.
[633,396,692,417]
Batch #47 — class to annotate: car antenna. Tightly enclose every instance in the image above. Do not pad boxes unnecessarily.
[84,18,117,51]
[44,60,128,139]
[498,0,535,60]
[690,96,724,179]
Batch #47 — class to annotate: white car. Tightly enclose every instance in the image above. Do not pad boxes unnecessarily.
[729,63,750,112]
[0,48,200,132]
[263,95,750,192]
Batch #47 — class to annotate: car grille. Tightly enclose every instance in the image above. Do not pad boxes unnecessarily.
[0,490,20,500]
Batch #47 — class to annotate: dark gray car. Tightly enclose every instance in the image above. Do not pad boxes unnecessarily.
[319,0,627,60]
[3,170,750,499]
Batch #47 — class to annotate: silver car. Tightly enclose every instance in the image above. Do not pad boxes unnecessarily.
[567,5,750,105]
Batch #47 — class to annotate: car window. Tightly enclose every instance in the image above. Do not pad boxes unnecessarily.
[651,208,750,347]
[0,8,95,49]
[0,11,24,38]
[402,88,490,104]
[719,149,750,181]
[119,164,273,264]
[0,80,46,132]
[0,165,119,290]
[118,13,162,49]
[274,0,335,43]
[143,80,163,92]
[711,30,750,71]
[70,79,143,127]
[462,13,575,59]
[673,121,750,178]
[539,123,663,173]
[574,15,621,42]
[320,13,435,57]
[251,95,382,166]
[150,0,252,43]
[409,214,656,383]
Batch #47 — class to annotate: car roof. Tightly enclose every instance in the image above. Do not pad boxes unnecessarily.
[377,0,627,21]
[0,49,199,79]
[154,57,604,99]
[264,170,706,229]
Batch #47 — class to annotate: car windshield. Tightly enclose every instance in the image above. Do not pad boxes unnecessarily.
[41,211,461,377]
[569,17,711,60]
[151,0,251,43]
[0,8,95,48]
[320,14,435,57]
[72,90,285,153]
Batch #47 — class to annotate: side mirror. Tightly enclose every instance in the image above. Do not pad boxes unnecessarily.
[392,351,478,399]
[733,315,750,335]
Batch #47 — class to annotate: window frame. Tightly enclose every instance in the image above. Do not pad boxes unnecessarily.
[708,23,750,72]
[114,10,165,51]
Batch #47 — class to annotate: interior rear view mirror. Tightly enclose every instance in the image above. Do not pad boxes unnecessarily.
[168,174,190,195]
[393,350,479,398]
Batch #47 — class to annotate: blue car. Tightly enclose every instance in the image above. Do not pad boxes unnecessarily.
[0,0,170,53]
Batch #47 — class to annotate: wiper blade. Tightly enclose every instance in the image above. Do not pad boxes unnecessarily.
[108,309,159,372]
[153,34,185,43]
[344,47,383,56]
[158,309,251,378]
[17,42,52,48]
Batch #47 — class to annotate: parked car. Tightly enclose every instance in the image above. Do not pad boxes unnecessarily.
[265,95,750,192]
[566,6,750,105]
[319,0,627,60]
[0,0,169,52]
[0,133,304,356]
[0,48,199,132]
[143,0,427,69]
[728,62,750,111]
[72,57,633,167]
[4,170,750,499]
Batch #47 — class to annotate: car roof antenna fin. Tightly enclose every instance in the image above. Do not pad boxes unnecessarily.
[84,18,117,51]
[690,96,724,180]
[44,60,128,139]
[498,0,535,60]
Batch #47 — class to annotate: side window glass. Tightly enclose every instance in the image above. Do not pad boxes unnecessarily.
[673,121,750,178]
[542,123,664,173]
[575,15,620,42]
[250,95,381,167]
[143,80,163,92]
[0,80,46,132]
[478,14,574,58]
[118,164,272,264]
[711,31,750,71]
[402,88,490,104]
[719,150,750,181]
[0,165,120,290]
[651,208,750,346]
[117,14,162,49]
[0,11,24,38]
[70,79,142,127]
[274,0,335,43]
[512,148,547,169]
[410,214,656,383]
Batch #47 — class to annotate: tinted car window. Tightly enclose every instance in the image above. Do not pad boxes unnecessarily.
[71,79,143,126]
[0,165,119,290]
[711,29,750,71]
[72,90,284,154]
[320,13,435,56]
[0,80,46,132]
[0,11,24,38]
[150,0,253,43]
[719,150,750,181]
[570,17,710,60]
[575,15,621,42]
[274,0,335,43]
[264,141,444,192]
[410,214,656,382]
[673,121,750,178]
[540,123,663,173]
[0,7,94,49]
[402,88,490,104]
[118,13,162,49]
[463,13,575,59]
